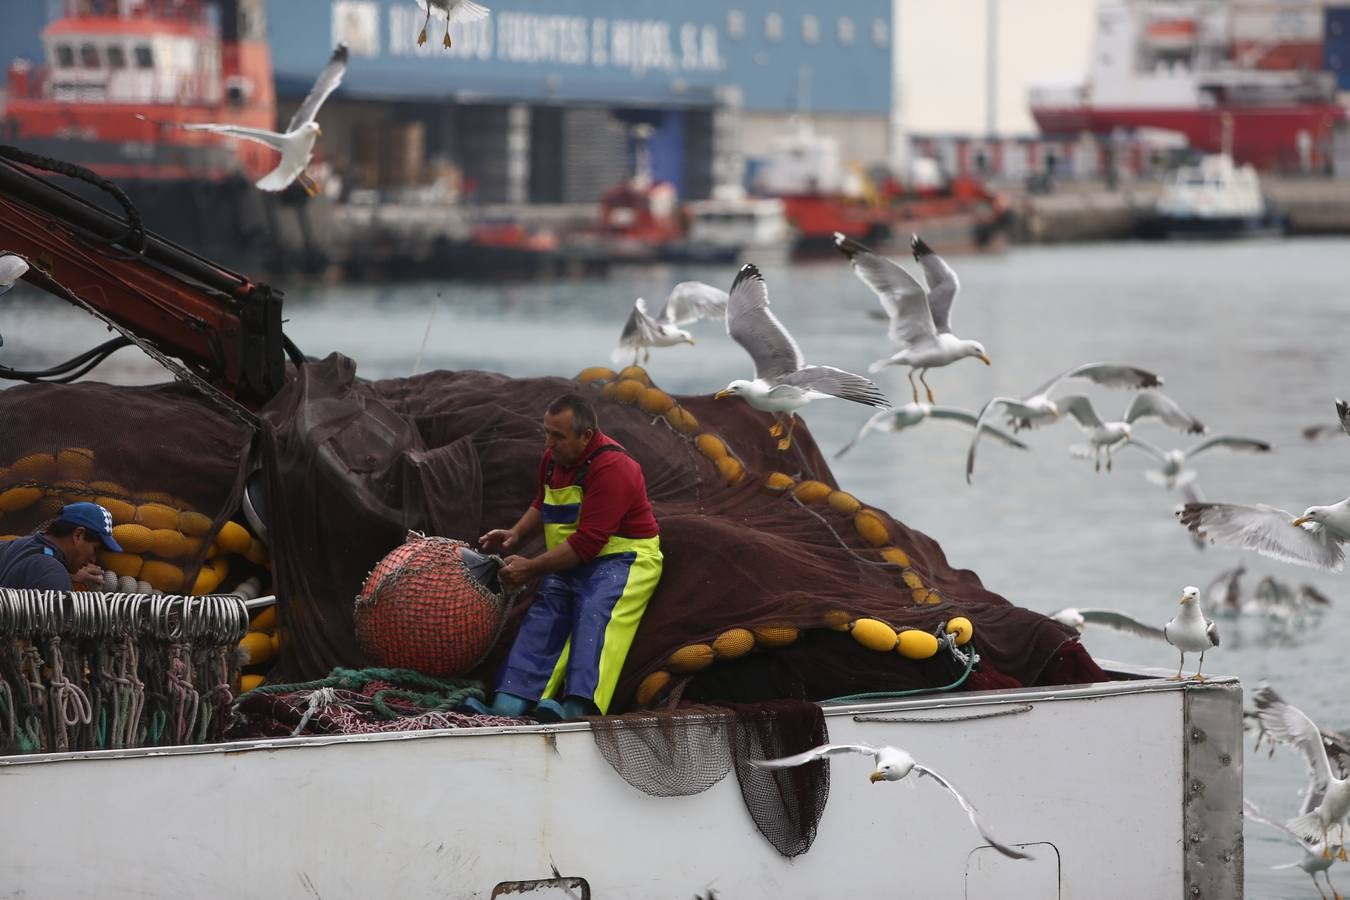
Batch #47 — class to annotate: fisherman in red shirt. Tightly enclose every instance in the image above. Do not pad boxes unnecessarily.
[474,393,662,720]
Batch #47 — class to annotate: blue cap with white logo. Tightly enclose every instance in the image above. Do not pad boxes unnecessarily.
[57,502,123,553]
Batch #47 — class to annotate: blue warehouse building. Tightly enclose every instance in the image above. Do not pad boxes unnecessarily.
[0,1,893,203]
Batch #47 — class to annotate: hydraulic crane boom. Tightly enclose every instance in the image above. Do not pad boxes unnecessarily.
[0,153,290,406]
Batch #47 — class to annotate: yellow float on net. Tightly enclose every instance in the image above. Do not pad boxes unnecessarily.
[34,495,65,518]
[214,520,252,555]
[879,547,911,567]
[946,616,974,646]
[900,570,925,591]
[636,670,670,706]
[111,523,154,554]
[575,366,616,384]
[97,551,144,579]
[610,379,645,404]
[714,456,745,485]
[712,627,756,660]
[52,480,95,502]
[694,433,728,461]
[764,472,795,492]
[822,609,853,631]
[137,490,177,506]
[94,496,136,525]
[849,617,899,653]
[191,565,222,596]
[237,632,274,667]
[667,643,715,673]
[897,629,940,659]
[149,529,190,559]
[617,365,651,386]
[751,625,800,648]
[791,480,832,503]
[134,502,180,531]
[55,448,95,480]
[140,560,186,593]
[924,590,943,605]
[0,486,42,513]
[10,453,56,482]
[178,510,213,537]
[210,556,230,580]
[637,387,675,415]
[827,491,862,516]
[239,674,266,693]
[250,605,277,632]
[664,406,699,434]
[244,538,270,567]
[853,509,891,547]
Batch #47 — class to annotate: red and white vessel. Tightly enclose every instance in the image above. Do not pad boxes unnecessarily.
[1030,0,1347,170]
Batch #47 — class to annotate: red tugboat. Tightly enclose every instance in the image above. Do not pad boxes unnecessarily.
[2,0,329,274]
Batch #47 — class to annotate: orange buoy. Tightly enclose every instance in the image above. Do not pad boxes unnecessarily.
[715,456,745,484]
[792,481,832,503]
[712,628,756,659]
[853,509,891,547]
[667,643,715,673]
[752,625,800,648]
[764,472,795,492]
[636,670,671,706]
[575,366,616,384]
[897,629,940,659]
[827,491,862,515]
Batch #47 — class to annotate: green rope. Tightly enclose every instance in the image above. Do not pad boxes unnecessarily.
[370,685,484,719]
[824,640,978,703]
[238,667,485,714]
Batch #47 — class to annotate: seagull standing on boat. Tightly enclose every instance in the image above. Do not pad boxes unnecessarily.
[141,45,347,195]
[715,264,889,451]
[416,0,491,48]
[0,253,28,296]
[1253,685,1350,862]
[752,742,1031,860]
[1055,391,1206,474]
[1163,586,1219,680]
[834,402,1026,459]
[1244,797,1344,900]
[612,282,728,365]
[833,232,990,404]
[1121,433,1272,489]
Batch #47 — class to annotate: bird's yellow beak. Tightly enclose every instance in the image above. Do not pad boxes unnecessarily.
[315,126,322,137]
[714,389,731,399]
[688,338,697,346]
[869,771,885,783]
[1179,595,1188,605]
[978,353,992,366]
[1292,516,1311,527]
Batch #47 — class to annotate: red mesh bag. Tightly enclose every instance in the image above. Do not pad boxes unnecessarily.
[353,533,508,677]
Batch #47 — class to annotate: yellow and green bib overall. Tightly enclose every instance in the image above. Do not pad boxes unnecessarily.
[496,447,663,714]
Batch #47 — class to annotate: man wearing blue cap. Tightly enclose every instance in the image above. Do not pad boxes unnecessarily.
[0,502,122,591]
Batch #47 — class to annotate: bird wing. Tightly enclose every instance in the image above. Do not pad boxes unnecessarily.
[658,281,728,325]
[1119,436,1168,463]
[448,0,493,23]
[1185,435,1272,458]
[181,122,288,151]
[912,764,1032,860]
[1124,391,1205,434]
[1028,362,1164,399]
[964,397,1022,484]
[751,743,878,769]
[834,408,894,459]
[910,235,960,334]
[1206,618,1220,647]
[285,44,348,132]
[774,366,890,408]
[1055,394,1104,430]
[613,298,661,360]
[1202,563,1244,609]
[0,253,29,296]
[1243,798,1306,845]
[1338,399,1350,438]
[1076,609,1168,641]
[1296,584,1332,606]
[1178,503,1346,572]
[928,407,1027,448]
[834,233,938,348]
[1253,685,1333,814]
[726,264,804,381]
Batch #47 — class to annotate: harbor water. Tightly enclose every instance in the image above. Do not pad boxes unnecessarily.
[4,238,1348,897]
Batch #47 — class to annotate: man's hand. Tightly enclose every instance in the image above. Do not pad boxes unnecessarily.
[498,555,535,590]
[72,564,104,588]
[478,528,517,554]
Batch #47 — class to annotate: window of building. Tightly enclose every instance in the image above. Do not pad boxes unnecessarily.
[837,17,855,45]
[79,43,100,68]
[765,12,782,42]
[106,44,126,69]
[802,15,819,44]
[54,44,75,68]
[133,45,154,68]
[871,18,889,47]
[727,10,745,38]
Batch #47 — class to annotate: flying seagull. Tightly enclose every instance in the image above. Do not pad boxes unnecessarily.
[1048,607,1167,641]
[1178,498,1350,572]
[715,264,889,451]
[1056,391,1206,473]
[834,232,990,404]
[834,402,1027,459]
[416,0,491,48]
[1121,433,1272,489]
[0,253,28,297]
[751,742,1032,860]
[1164,585,1219,680]
[1244,797,1344,900]
[973,362,1164,434]
[1254,685,1350,861]
[613,281,728,365]
[141,44,347,194]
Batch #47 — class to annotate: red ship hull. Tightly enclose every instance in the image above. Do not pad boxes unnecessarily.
[1032,104,1346,170]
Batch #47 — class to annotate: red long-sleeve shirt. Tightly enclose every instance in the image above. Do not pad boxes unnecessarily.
[530,431,659,562]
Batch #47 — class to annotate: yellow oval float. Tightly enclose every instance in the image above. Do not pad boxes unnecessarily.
[56,448,95,480]
[924,590,942,605]
[140,560,186,593]
[250,605,278,632]
[10,453,56,482]
[599,380,623,401]
[764,472,795,492]
[94,496,136,524]
[711,628,756,660]
[665,406,699,434]
[111,523,154,554]
[244,538,270,567]
[897,629,940,660]
[137,490,177,506]
[239,674,266,693]
[850,618,899,653]
[178,510,213,537]
[879,547,911,567]
[637,387,675,415]
[237,632,274,667]
[752,625,800,648]
[946,616,974,646]
[214,521,252,555]
[667,643,715,673]
[0,486,42,513]
[191,565,222,595]
[822,609,853,631]
[149,529,190,559]
[853,509,891,547]
[827,491,862,515]
[792,481,832,503]
[611,379,645,404]
[97,551,144,579]
[134,502,180,531]
[694,433,728,461]
[575,366,616,384]
[900,570,925,591]
[617,365,651,386]
[636,670,670,707]
[715,456,745,485]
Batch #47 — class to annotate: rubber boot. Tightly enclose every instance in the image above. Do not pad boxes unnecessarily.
[561,696,595,719]
[532,698,567,723]
[463,692,531,717]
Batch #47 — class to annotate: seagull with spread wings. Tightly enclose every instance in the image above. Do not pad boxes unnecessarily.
[752,742,1032,860]
[416,0,491,49]
[834,401,1027,459]
[1244,797,1344,900]
[1121,433,1272,489]
[1048,607,1167,640]
[834,232,990,404]
[141,44,347,195]
[1254,685,1350,861]
[1056,391,1206,474]
[715,264,889,451]
[612,281,728,365]
[1179,498,1350,572]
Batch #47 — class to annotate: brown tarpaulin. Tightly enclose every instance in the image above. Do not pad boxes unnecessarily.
[263,354,1101,709]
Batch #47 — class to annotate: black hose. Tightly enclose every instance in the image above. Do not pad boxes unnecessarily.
[0,145,145,254]
[0,336,133,382]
